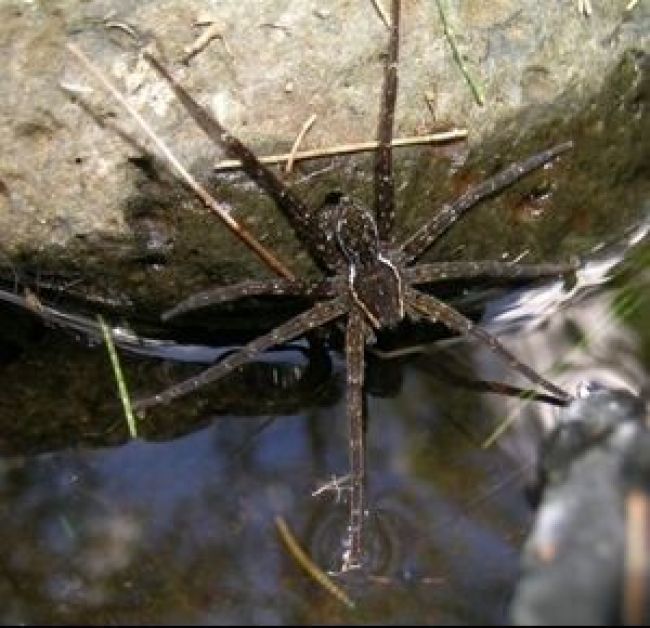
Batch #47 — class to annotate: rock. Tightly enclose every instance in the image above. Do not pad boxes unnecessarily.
[510,386,650,626]
[0,0,648,314]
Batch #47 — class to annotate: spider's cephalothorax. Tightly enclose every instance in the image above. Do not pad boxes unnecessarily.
[135,0,576,571]
[336,197,404,329]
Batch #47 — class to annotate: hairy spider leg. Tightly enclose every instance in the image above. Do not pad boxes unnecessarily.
[399,141,574,264]
[374,0,400,241]
[404,259,579,286]
[342,306,368,571]
[418,359,568,407]
[144,52,339,273]
[337,0,399,564]
[162,278,314,321]
[134,296,348,410]
[406,288,572,402]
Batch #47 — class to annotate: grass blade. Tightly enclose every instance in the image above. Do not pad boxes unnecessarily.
[97,314,138,438]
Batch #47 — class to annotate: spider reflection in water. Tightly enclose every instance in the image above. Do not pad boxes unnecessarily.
[135,0,575,571]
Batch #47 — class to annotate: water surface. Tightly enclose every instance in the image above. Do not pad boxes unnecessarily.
[0,219,648,624]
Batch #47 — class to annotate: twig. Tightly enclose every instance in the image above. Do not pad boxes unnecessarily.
[97,314,138,438]
[214,129,467,171]
[435,0,484,106]
[0,283,225,366]
[66,43,294,281]
[370,0,391,28]
[285,114,317,174]
[274,516,355,609]
[624,489,649,626]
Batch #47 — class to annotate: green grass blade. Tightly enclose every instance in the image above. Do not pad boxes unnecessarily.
[97,314,138,438]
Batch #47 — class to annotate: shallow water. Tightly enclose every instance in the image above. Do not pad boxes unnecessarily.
[0,219,648,624]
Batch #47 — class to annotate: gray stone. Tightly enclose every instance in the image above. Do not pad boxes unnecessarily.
[510,387,650,625]
[0,0,648,312]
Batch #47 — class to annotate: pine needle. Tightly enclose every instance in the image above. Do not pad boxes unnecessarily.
[274,515,355,609]
[435,0,485,106]
[97,314,138,438]
[285,114,317,174]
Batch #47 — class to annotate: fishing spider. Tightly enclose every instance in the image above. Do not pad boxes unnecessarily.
[135,0,575,571]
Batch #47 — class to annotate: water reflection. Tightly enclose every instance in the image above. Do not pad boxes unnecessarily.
[0,363,535,624]
[0,222,648,624]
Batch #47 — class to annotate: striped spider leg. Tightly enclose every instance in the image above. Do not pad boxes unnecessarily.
[144,54,340,275]
[136,0,577,571]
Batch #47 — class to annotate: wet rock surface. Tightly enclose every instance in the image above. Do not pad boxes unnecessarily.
[0,0,648,315]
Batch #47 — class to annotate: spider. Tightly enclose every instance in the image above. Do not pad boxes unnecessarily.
[135,0,575,571]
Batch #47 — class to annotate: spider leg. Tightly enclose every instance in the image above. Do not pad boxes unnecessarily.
[341,306,368,572]
[416,359,568,407]
[404,259,578,286]
[161,278,336,321]
[144,53,338,273]
[399,141,573,264]
[134,296,348,410]
[374,0,400,242]
[405,287,572,403]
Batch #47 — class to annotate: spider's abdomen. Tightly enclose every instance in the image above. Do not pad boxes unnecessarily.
[350,257,404,329]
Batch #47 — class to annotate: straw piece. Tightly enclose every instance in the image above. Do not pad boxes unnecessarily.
[285,114,317,174]
[274,515,355,609]
[214,129,467,171]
